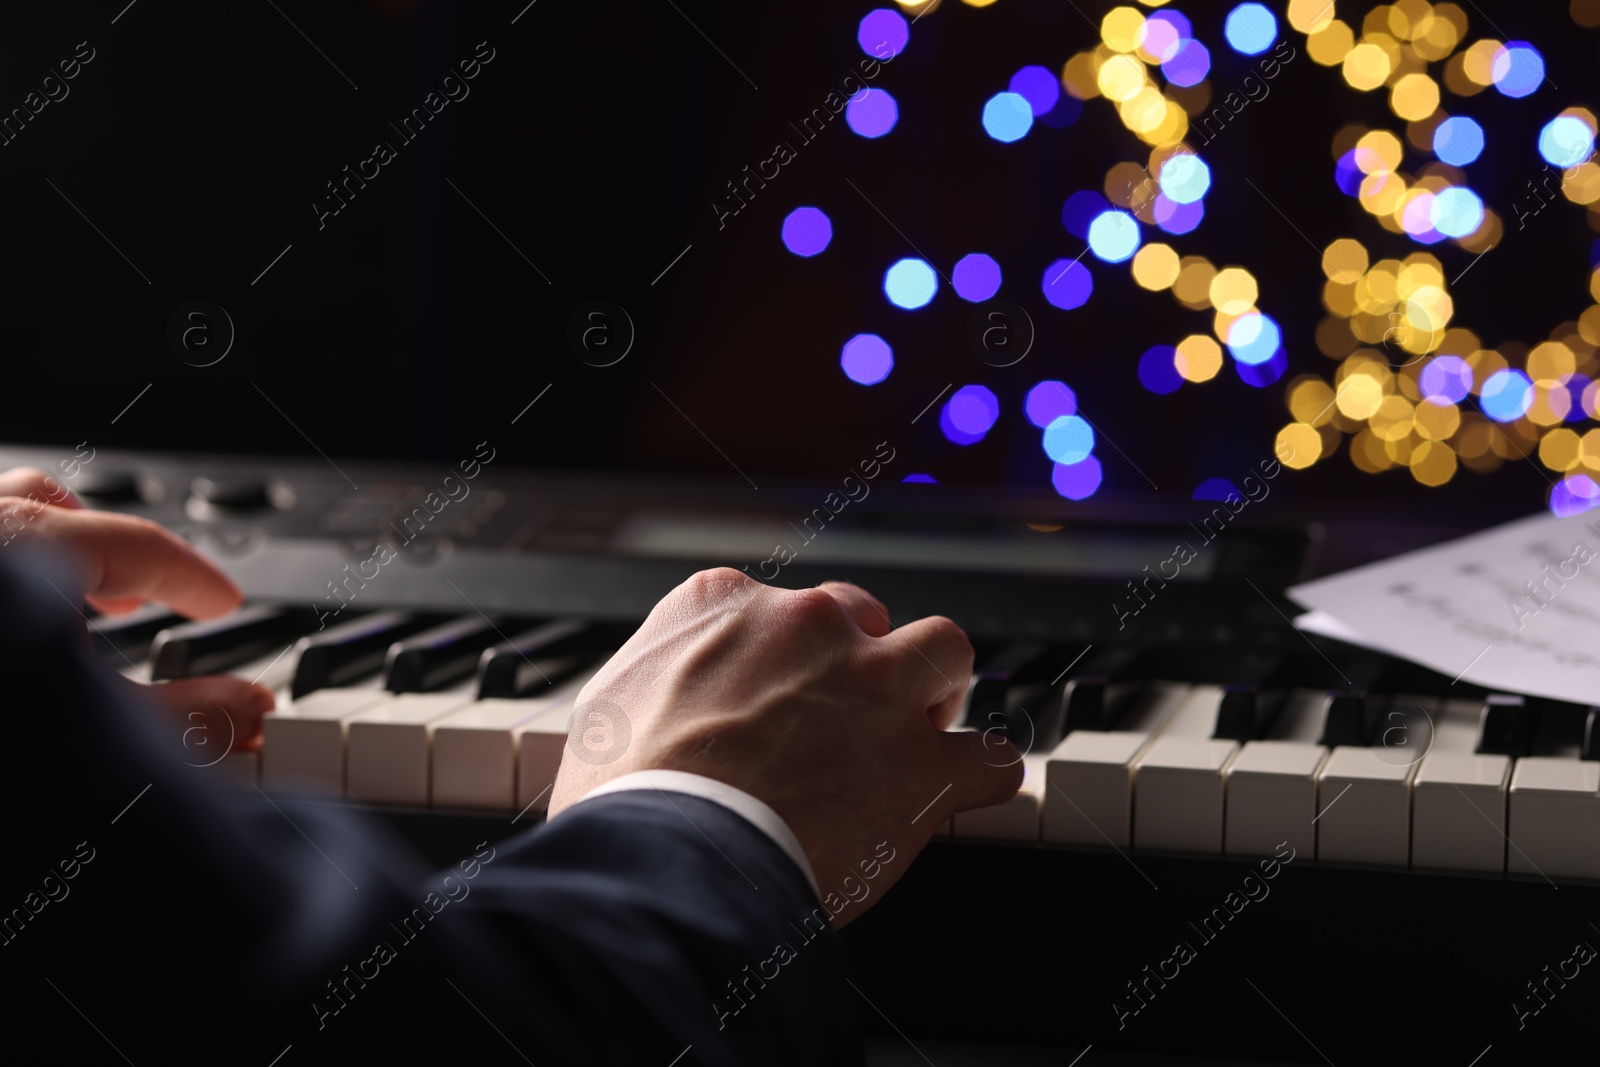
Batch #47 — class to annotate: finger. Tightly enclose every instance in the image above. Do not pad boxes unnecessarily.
[815,580,892,637]
[10,503,242,618]
[882,614,973,728]
[149,675,276,750]
[931,729,1025,815]
[87,594,148,616]
[0,466,81,509]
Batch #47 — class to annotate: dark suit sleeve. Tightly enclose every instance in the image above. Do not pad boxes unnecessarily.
[0,548,863,1066]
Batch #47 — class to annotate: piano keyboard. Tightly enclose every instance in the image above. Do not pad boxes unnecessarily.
[95,603,623,820]
[94,602,1600,883]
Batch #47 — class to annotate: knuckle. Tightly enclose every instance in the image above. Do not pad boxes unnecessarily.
[783,586,848,631]
[923,615,974,658]
[681,566,752,602]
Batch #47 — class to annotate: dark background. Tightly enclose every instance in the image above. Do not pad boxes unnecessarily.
[0,0,1592,520]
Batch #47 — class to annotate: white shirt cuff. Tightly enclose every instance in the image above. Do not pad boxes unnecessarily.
[564,770,819,901]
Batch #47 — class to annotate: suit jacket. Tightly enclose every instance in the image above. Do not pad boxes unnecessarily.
[0,549,865,1065]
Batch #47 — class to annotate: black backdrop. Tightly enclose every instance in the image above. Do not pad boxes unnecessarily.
[0,0,1589,520]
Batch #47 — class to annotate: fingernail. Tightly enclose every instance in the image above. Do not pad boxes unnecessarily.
[249,685,276,713]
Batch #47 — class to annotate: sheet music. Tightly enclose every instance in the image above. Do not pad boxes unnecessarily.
[1288,510,1600,705]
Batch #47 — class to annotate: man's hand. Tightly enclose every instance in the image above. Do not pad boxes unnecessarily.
[0,466,275,745]
[549,567,1021,925]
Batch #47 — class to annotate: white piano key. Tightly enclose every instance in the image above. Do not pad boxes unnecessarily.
[1042,682,1191,848]
[345,692,476,806]
[1224,689,1330,857]
[1133,686,1235,854]
[951,753,1045,842]
[513,668,603,815]
[1225,742,1327,858]
[1314,748,1416,867]
[261,688,391,795]
[431,699,550,812]
[431,668,600,812]
[1412,699,1510,873]
[1508,758,1600,881]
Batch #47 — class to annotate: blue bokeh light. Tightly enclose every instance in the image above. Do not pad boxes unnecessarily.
[947,385,1000,436]
[952,253,1003,302]
[846,88,899,138]
[1025,380,1076,428]
[1539,115,1596,169]
[1492,42,1545,98]
[1008,65,1061,117]
[1159,154,1211,204]
[938,405,985,447]
[1052,456,1103,500]
[1566,374,1594,422]
[1038,93,1084,129]
[1224,4,1277,56]
[1162,39,1211,87]
[1551,474,1600,517]
[1334,150,1365,196]
[1041,258,1093,310]
[1430,187,1484,239]
[1154,194,1204,234]
[840,333,893,385]
[1061,190,1110,238]
[1481,369,1534,421]
[1144,10,1192,62]
[1227,313,1282,366]
[884,258,938,309]
[982,92,1034,143]
[1043,414,1095,464]
[1235,347,1288,388]
[1433,117,1484,166]
[902,473,937,484]
[1420,355,1473,404]
[1193,477,1239,502]
[780,207,832,257]
[1138,345,1183,394]
[857,9,909,59]
[1087,210,1141,263]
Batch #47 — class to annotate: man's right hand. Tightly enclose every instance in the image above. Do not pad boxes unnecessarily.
[549,567,1022,925]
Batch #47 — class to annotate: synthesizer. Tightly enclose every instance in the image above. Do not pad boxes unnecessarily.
[7,443,1595,1064]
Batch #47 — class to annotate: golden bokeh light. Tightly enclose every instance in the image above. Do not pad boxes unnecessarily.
[1172,257,1217,310]
[1209,267,1258,315]
[1414,399,1462,440]
[1408,439,1458,485]
[1322,238,1370,282]
[1390,73,1440,121]
[1276,423,1323,469]
[1101,7,1147,52]
[1541,427,1582,471]
[1308,20,1357,66]
[1131,242,1182,290]
[1175,334,1223,382]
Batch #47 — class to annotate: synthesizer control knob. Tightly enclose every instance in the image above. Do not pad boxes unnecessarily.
[187,476,291,517]
[75,470,148,503]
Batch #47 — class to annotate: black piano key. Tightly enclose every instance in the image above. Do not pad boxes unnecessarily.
[149,605,320,680]
[1475,694,1533,757]
[1060,645,1148,734]
[962,643,1049,730]
[477,618,618,699]
[290,610,439,699]
[385,615,507,693]
[87,604,184,665]
[1212,654,1289,742]
[1583,709,1600,761]
[1319,690,1377,747]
